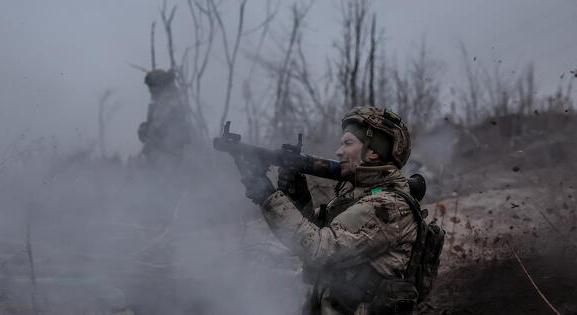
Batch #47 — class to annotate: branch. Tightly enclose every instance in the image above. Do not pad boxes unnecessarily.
[185,0,216,139]
[295,35,329,120]
[214,0,248,131]
[126,62,148,73]
[25,216,39,314]
[150,21,157,69]
[160,1,178,70]
[512,250,561,315]
[243,0,277,144]
[368,13,376,106]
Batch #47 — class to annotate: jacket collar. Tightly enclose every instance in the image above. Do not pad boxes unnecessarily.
[334,164,409,198]
[352,164,409,193]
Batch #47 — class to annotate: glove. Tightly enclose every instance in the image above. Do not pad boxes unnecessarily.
[278,166,312,210]
[234,155,275,205]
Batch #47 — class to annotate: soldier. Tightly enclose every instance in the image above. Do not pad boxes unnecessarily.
[235,106,420,314]
[138,69,194,163]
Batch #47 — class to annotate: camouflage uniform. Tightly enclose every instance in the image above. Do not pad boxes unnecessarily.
[262,163,417,314]
[138,70,194,162]
[237,106,419,314]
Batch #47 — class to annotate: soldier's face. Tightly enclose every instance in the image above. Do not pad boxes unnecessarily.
[336,132,364,177]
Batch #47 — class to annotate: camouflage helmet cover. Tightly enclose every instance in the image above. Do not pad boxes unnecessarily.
[342,106,411,168]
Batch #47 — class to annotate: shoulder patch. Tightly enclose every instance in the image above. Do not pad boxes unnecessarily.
[360,191,412,222]
[374,204,391,222]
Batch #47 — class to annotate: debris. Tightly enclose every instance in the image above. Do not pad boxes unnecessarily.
[450,216,461,224]
[436,203,447,216]
[512,166,520,172]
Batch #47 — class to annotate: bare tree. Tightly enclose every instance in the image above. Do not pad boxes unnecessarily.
[258,0,395,145]
[408,40,441,135]
[213,0,248,132]
[545,77,574,112]
[155,1,211,143]
[25,208,38,314]
[458,42,483,126]
[242,0,277,145]
[334,0,371,110]
[483,62,512,118]
[517,63,536,115]
[265,2,312,144]
[151,21,157,70]
[150,0,279,145]
[391,40,441,136]
[160,1,178,71]
[183,0,217,140]
[98,89,121,158]
[367,13,376,107]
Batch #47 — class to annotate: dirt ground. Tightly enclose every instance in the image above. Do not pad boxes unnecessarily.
[416,113,577,315]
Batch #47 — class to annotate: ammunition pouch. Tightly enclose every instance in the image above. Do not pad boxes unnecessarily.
[324,264,417,314]
[370,278,418,314]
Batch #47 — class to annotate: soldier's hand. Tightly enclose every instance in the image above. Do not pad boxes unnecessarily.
[234,155,275,205]
[278,166,312,210]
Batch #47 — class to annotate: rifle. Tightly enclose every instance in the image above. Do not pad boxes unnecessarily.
[213,121,342,180]
[213,121,426,201]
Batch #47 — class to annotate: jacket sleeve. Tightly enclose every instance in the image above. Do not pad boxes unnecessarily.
[261,190,415,268]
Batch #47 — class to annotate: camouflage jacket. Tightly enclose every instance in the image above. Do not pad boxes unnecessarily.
[140,91,193,156]
[262,164,418,313]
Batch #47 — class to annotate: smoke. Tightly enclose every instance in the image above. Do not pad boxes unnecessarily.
[0,141,305,314]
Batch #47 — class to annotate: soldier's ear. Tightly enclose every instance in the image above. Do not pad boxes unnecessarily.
[365,148,381,162]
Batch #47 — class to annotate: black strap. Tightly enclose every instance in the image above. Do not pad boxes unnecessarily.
[390,189,423,223]
[390,189,427,284]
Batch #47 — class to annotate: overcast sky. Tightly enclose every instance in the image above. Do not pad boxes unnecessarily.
[1,0,576,156]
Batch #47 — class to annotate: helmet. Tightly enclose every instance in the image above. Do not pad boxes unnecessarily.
[144,69,175,87]
[342,106,411,168]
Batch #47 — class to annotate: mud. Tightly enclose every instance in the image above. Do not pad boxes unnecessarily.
[423,250,577,314]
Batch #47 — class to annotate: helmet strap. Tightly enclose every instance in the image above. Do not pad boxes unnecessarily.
[361,127,374,164]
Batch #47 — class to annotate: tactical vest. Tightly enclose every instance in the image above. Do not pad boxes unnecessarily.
[310,184,445,313]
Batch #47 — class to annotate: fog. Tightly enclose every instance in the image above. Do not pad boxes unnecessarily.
[1,1,575,154]
[0,0,576,313]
